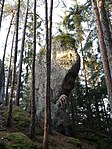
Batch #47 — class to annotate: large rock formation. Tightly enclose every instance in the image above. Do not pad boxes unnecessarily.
[35,34,80,133]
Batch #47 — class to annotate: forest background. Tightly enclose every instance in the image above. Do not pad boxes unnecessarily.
[0,0,112,148]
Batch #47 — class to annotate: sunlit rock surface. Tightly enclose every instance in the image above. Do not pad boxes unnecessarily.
[35,36,80,134]
[35,40,78,114]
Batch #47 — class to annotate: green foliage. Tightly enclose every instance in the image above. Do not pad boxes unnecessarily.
[67,137,82,148]
[4,0,25,18]
[53,34,76,50]
[39,47,46,57]
[4,132,35,149]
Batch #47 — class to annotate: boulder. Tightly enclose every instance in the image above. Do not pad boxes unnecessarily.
[35,34,80,134]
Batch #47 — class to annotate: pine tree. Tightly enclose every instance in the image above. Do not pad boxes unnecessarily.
[91,0,112,110]
[0,0,5,29]
[30,0,36,139]
[98,0,112,79]
[5,31,15,106]
[6,0,20,127]
[16,0,29,106]
[43,0,53,148]
[0,13,14,104]
[43,0,49,148]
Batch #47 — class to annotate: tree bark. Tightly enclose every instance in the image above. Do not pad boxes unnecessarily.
[7,0,20,127]
[98,0,112,79]
[82,48,93,129]
[16,0,29,106]
[70,94,77,137]
[47,0,53,134]
[0,13,14,103]
[5,31,15,106]
[0,60,5,104]
[0,0,5,29]
[91,0,112,110]
[30,0,36,139]
[43,0,49,148]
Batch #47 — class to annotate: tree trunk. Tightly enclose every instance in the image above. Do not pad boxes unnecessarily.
[70,94,77,137]
[98,0,112,79]
[47,0,53,134]
[81,46,92,129]
[82,50,88,90]
[0,0,5,29]
[43,0,53,147]
[16,0,29,106]
[81,49,93,129]
[43,0,49,148]
[5,31,15,106]
[91,0,112,110]
[0,13,14,103]
[6,0,20,127]
[0,60,5,104]
[30,0,36,139]
[2,13,14,67]
[95,97,100,129]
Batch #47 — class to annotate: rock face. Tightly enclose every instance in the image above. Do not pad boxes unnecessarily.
[36,44,77,109]
[35,35,80,134]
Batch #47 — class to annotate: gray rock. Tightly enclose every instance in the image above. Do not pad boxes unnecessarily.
[35,38,78,134]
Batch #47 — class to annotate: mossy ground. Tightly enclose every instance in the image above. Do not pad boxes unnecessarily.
[0,132,35,149]
[0,106,112,149]
[90,133,112,149]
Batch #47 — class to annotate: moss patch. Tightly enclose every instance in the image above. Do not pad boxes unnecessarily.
[3,132,35,149]
[91,133,112,149]
[82,130,112,149]
[12,106,31,131]
[67,137,82,148]
[1,106,31,132]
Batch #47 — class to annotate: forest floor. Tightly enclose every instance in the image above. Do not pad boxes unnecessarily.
[0,105,111,149]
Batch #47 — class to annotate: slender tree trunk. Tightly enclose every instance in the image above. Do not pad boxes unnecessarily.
[70,94,77,137]
[30,0,36,139]
[5,31,15,106]
[91,0,112,110]
[47,0,53,134]
[82,50,87,90]
[81,49,93,129]
[98,0,112,79]
[43,0,53,147]
[2,13,14,67]
[86,20,101,127]
[6,0,20,127]
[0,13,14,102]
[43,0,49,148]
[95,97,100,129]
[0,0,5,29]
[16,0,29,106]
[0,60,5,104]
[91,48,100,127]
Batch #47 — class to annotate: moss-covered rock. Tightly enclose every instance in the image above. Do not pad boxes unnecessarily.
[1,132,35,149]
[1,106,31,132]
[67,137,82,148]
[12,106,31,131]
